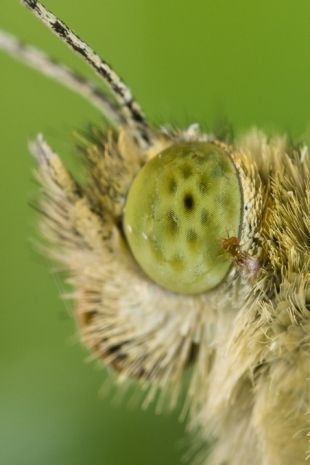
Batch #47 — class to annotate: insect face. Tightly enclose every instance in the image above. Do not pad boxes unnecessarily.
[0,2,309,465]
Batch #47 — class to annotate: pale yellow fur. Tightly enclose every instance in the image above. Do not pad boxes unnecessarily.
[34,127,310,465]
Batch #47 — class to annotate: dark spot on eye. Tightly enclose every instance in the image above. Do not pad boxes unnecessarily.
[186,229,198,242]
[183,193,194,211]
[168,178,177,194]
[199,181,208,194]
[191,151,205,163]
[201,208,208,224]
[181,164,192,178]
[167,210,179,234]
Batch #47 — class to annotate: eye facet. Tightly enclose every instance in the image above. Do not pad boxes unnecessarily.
[124,142,242,294]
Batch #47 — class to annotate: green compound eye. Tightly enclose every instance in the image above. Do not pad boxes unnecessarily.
[124,142,242,294]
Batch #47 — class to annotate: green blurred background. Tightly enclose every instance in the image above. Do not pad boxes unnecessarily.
[0,1,310,464]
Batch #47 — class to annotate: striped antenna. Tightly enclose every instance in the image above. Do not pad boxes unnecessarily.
[0,30,125,127]
[21,0,152,147]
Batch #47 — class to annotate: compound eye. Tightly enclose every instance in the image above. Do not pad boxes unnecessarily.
[123,141,242,294]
